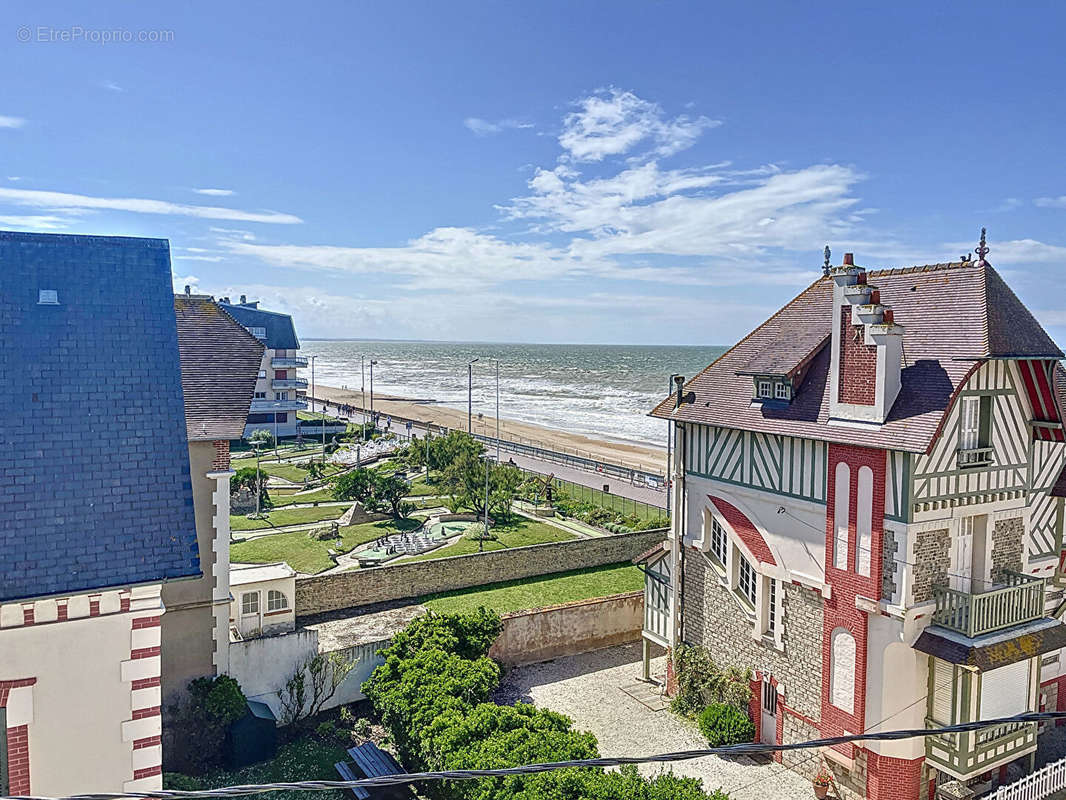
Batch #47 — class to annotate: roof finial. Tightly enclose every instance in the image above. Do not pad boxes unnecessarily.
[823,244,831,277]
[975,227,990,264]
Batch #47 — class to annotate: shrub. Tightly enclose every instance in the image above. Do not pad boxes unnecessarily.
[463,522,497,541]
[316,720,339,740]
[670,644,752,717]
[163,773,204,791]
[697,703,755,747]
[189,674,247,726]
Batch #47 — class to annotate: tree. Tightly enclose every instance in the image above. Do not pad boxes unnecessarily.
[444,455,523,519]
[278,651,355,727]
[373,473,409,518]
[230,466,270,508]
[248,429,274,449]
[331,467,375,503]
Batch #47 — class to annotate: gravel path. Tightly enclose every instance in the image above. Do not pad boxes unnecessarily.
[495,643,815,800]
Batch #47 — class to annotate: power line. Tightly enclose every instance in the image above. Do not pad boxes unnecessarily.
[10,710,1066,800]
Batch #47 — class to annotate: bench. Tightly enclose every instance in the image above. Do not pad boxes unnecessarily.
[334,742,414,799]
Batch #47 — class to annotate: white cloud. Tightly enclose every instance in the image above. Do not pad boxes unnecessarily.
[0,187,301,224]
[172,273,200,293]
[558,88,719,162]
[0,214,73,230]
[101,81,125,92]
[943,237,1066,264]
[7,176,21,182]
[210,226,257,241]
[174,254,225,262]
[194,188,236,196]
[464,117,534,136]
[1035,196,1066,209]
[0,116,26,129]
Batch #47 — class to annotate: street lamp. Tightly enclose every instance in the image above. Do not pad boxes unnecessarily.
[252,439,263,520]
[667,373,680,491]
[495,359,500,462]
[369,359,378,433]
[467,358,480,433]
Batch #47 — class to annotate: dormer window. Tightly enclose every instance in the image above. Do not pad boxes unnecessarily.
[751,376,793,404]
[758,380,773,399]
[775,382,790,400]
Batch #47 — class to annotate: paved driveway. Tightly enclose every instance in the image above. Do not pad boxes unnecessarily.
[495,643,815,800]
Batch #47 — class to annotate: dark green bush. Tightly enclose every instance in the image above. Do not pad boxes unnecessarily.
[189,674,247,725]
[697,703,755,747]
[163,773,204,791]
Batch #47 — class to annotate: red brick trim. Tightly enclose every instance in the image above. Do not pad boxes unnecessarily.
[131,706,161,720]
[212,439,232,472]
[133,764,162,780]
[120,595,131,613]
[130,646,161,660]
[132,616,162,629]
[56,601,68,622]
[133,735,162,750]
[89,596,101,616]
[866,750,924,800]
[264,609,290,617]
[0,679,35,795]
[21,606,33,626]
[748,676,762,744]
[707,495,777,565]
[131,676,161,690]
[838,306,877,405]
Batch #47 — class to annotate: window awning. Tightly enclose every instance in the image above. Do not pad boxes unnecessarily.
[913,618,1066,671]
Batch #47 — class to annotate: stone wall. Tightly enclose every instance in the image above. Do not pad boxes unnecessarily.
[489,592,642,666]
[912,527,950,604]
[295,529,665,616]
[682,548,824,720]
[992,515,1025,574]
[881,529,898,602]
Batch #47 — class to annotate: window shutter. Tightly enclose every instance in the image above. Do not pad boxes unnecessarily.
[931,659,954,724]
[978,395,993,449]
[981,661,1031,719]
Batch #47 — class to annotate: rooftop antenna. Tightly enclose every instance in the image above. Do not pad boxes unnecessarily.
[823,245,831,277]
[975,227,990,265]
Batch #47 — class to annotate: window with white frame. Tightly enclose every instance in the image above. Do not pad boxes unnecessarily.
[757,380,773,399]
[709,515,728,566]
[855,466,873,576]
[254,391,266,399]
[241,592,259,615]
[774,381,790,400]
[258,370,267,378]
[958,395,992,467]
[767,578,778,634]
[267,590,289,612]
[834,462,850,569]
[737,554,757,609]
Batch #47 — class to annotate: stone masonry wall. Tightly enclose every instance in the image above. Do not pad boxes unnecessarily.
[881,529,898,602]
[682,549,824,720]
[295,529,665,616]
[992,516,1025,575]
[912,528,950,604]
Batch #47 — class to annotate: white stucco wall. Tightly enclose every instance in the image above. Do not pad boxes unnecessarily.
[863,612,926,759]
[230,574,297,638]
[0,585,163,795]
[227,629,318,717]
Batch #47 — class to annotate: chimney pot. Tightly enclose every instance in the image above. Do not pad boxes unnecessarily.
[843,253,854,266]
[240,294,247,304]
[674,375,686,408]
[870,289,880,305]
[184,285,191,295]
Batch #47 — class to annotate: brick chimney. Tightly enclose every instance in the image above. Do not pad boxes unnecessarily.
[827,254,905,425]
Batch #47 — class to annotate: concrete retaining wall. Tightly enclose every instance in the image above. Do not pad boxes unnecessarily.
[227,629,319,718]
[489,591,644,666]
[295,529,664,617]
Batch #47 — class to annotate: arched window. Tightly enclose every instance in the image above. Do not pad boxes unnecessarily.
[856,466,873,576]
[830,627,856,713]
[267,590,289,612]
[834,462,850,569]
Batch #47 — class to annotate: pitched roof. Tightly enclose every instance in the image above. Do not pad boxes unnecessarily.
[0,231,200,602]
[175,296,265,441]
[709,495,776,566]
[218,301,300,351]
[651,261,1063,453]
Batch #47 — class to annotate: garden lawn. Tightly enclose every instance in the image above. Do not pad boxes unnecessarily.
[231,504,347,531]
[399,517,575,563]
[230,516,426,574]
[420,563,644,615]
[405,471,445,497]
[269,487,337,506]
[259,461,311,483]
[190,736,348,800]
[230,530,336,574]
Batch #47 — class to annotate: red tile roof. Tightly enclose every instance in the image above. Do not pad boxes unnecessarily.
[651,261,1062,454]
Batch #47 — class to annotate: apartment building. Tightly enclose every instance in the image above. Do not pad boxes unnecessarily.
[218,296,307,438]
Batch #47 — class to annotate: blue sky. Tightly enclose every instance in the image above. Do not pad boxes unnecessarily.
[3,1,1066,345]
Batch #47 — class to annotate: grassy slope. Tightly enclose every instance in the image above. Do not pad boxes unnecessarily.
[269,487,337,506]
[230,516,425,574]
[231,504,347,531]
[420,563,643,615]
[398,517,574,563]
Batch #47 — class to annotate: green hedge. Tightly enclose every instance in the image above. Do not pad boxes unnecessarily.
[362,610,728,800]
[697,703,755,748]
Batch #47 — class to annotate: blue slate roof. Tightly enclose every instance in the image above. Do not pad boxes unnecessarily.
[0,231,200,603]
[217,301,300,351]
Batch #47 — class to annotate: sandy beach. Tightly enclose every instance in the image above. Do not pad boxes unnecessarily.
[314,383,666,475]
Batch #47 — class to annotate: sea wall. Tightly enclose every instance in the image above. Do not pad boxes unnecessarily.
[295,529,665,616]
[489,591,643,666]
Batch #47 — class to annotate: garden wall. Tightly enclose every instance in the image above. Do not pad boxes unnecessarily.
[295,529,665,617]
[489,591,643,666]
[227,629,319,717]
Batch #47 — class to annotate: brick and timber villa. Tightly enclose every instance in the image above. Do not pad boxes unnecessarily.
[644,238,1066,799]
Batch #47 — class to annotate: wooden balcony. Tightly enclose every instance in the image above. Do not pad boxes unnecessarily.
[925,715,1036,780]
[931,571,1046,639]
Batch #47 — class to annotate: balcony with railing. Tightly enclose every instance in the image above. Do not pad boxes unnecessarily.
[271,356,308,368]
[931,571,1046,639]
[249,398,308,413]
[957,445,994,468]
[925,715,1036,780]
[272,378,309,390]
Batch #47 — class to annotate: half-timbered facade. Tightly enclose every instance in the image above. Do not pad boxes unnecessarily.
[645,242,1066,800]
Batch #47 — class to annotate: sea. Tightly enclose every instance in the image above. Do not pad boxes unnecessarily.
[301,340,728,449]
